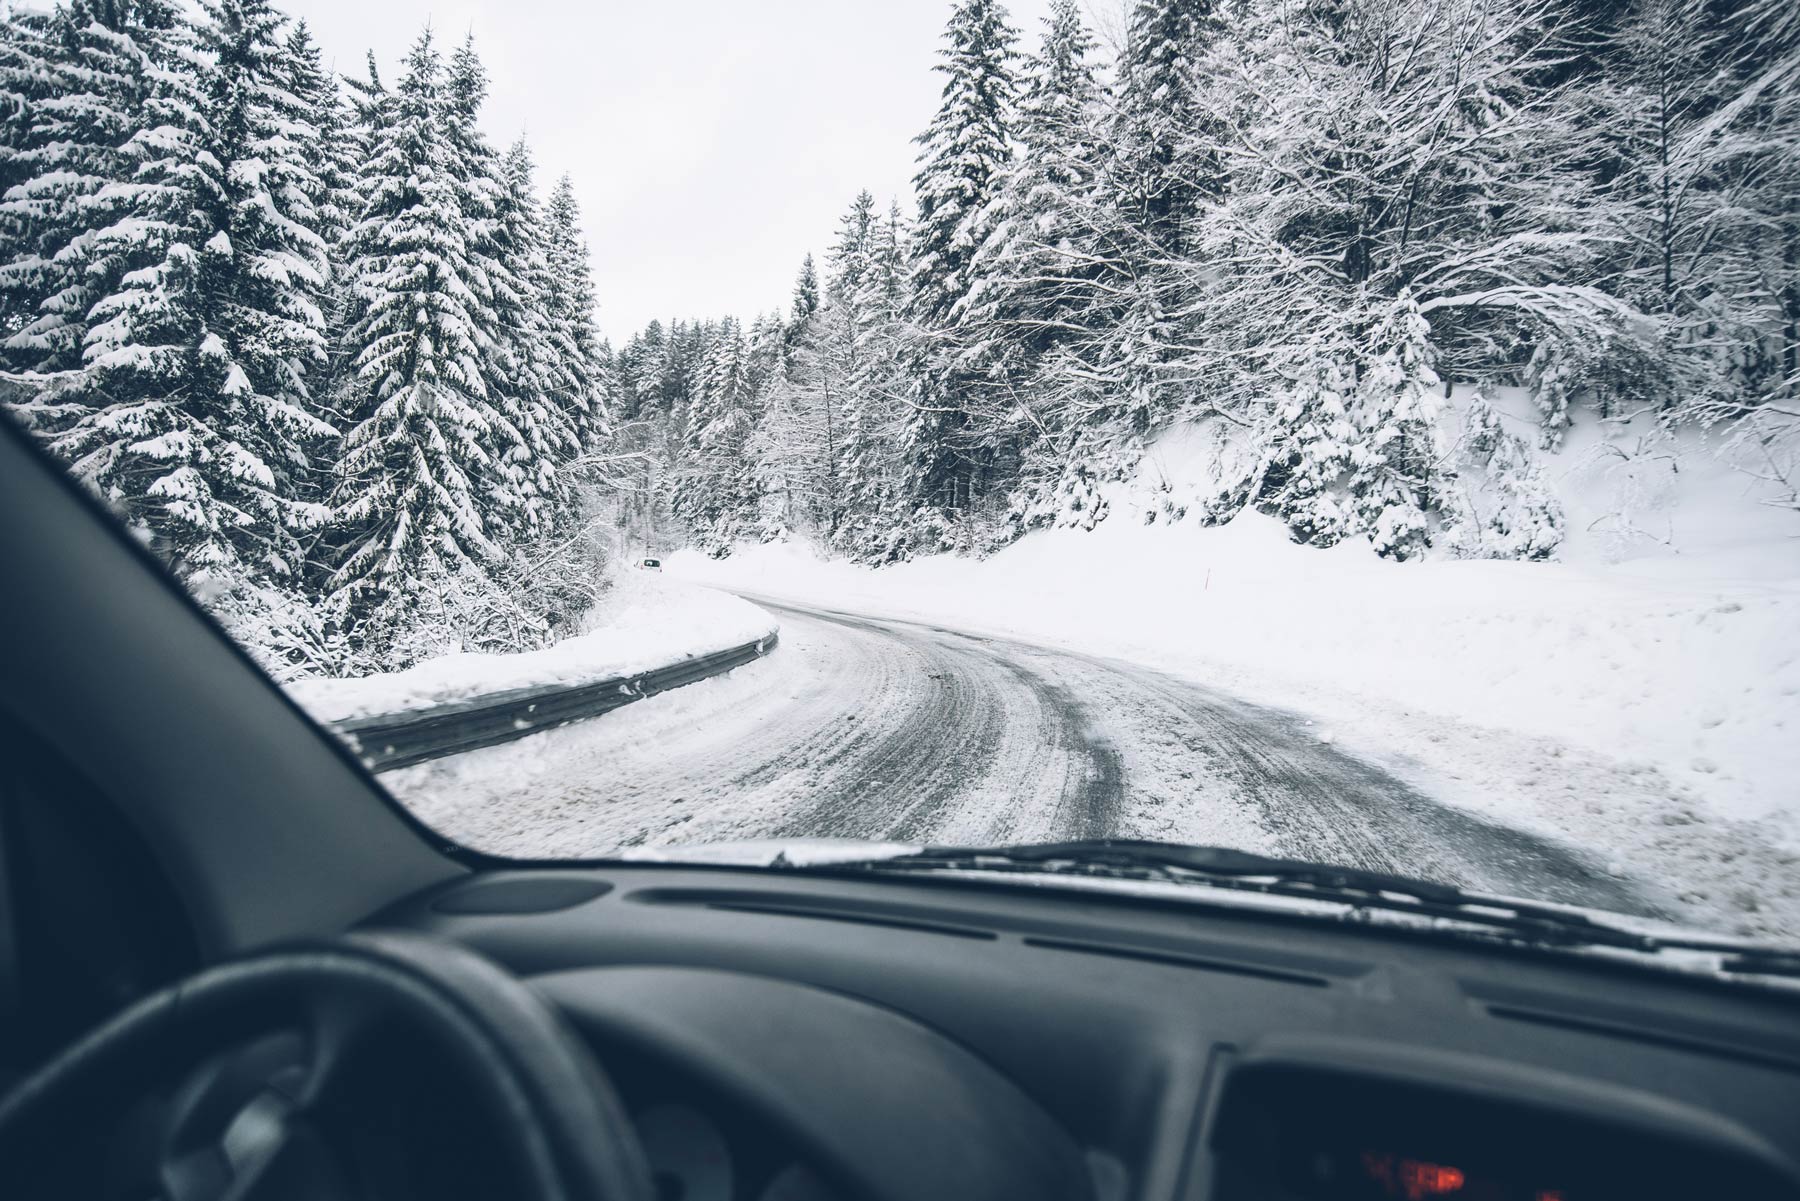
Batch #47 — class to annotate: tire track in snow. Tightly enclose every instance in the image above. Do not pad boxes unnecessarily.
[752,606,1119,845]
[991,639,1645,909]
[390,595,1657,917]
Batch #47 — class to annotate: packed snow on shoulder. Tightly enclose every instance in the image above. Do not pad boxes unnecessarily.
[670,413,1800,938]
[289,573,779,724]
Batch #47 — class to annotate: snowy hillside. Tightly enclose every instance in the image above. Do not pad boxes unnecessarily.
[671,415,1800,938]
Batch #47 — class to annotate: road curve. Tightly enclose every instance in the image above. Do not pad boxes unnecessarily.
[390,595,1657,916]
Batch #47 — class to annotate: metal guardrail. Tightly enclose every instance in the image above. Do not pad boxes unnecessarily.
[332,632,779,772]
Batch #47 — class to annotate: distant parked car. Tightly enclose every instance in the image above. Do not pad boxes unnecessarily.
[640,557,662,571]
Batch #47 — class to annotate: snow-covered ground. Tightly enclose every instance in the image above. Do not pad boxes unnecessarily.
[303,410,1800,939]
[390,596,1656,922]
[288,571,777,723]
[666,419,1800,939]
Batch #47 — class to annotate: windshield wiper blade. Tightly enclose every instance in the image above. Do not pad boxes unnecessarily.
[817,838,1659,952]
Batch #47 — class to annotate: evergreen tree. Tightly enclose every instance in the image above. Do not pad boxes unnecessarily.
[906,0,1020,536]
[293,51,357,449]
[1061,0,1223,434]
[621,318,669,419]
[23,2,329,583]
[494,137,578,537]
[789,252,819,333]
[1257,345,1360,548]
[183,0,337,576]
[910,0,1018,326]
[443,34,536,542]
[1111,0,1220,255]
[1444,390,1565,560]
[543,171,605,446]
[834,202,915,561]
[830,191,877,316]
[952,0,1112,535]
[676,316,761,551]
[958,0,1103,364]
[1349,291,1447,561]
[0,1,187,378]
[327,27,509,648]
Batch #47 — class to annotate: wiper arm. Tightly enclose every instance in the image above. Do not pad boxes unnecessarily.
[817,838,1659,952]
[803,839,1800,980]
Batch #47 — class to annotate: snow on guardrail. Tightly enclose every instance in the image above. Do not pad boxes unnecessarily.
[287,578,779,769]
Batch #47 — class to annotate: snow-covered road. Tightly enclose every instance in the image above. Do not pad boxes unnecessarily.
[390,595,1656,917]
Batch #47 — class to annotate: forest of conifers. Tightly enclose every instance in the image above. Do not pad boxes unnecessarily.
[1,1,607,674]
[623,0,1797,569]
[3,0,1796,678]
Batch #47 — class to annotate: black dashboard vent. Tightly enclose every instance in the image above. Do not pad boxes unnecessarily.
[1022,936,1333,987]
[628,888,998,940]
[1481,1000,1800,1074]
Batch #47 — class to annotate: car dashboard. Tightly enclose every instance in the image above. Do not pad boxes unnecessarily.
[374,866,1800,1201]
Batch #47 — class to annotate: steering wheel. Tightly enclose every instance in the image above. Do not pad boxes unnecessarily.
[0,931,655,1201]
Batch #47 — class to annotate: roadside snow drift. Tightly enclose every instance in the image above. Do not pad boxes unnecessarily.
[289,573,778,724]
[673,518,1800,830]
[667,426,1800,939]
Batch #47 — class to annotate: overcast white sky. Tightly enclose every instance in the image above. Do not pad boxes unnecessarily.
[287,0,1095,343]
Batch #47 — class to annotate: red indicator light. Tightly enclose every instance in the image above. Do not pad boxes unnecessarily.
[1403,1162,1465,1197]
[1361,1151,1467,1200]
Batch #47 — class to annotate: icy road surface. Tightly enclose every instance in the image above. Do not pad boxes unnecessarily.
[389,597,1658,917]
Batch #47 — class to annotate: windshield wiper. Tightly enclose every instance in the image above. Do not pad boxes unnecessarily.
[805,839,1788,965]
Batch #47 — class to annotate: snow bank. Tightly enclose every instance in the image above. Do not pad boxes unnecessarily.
[289,573,779,724]
[668,433,1800,935]
[672,520,1799,828]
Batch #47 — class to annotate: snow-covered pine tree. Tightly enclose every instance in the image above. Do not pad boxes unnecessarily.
[872,201,910,322]
[906,0,1019,541]
[181,0,337,572]
[0,1,186,380]
[37,0,339,591]
[956,0,1103,370]
[788,252,820,339]
[1064,0,1224,434]
[1111,0,1220,256]
[277,23,344,234]
[911,0,1018,328]
[827,197,877,387]
[677,316,761,552]
[801,192,881,540]
[443,35,537,545]
[284,22,361,444]
[23,0,340,587]
[1256,345,1360,549]
[832,198,915,559]
[492,137,579,539]
[829,190,877,339]
[318,51,389,415]
[744,310,787,400]
[669,317,718,532]
[752,313,836,539]
[1245,295,1456,560]
[1443,390,1564,560]
[619,318,669,419]
[543,171,607,448]
[1348,292,1448,561]
[327,27,510,654]
[951,0,1119,543]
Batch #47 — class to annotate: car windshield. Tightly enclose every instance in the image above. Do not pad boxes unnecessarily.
[1,0,1796,951]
